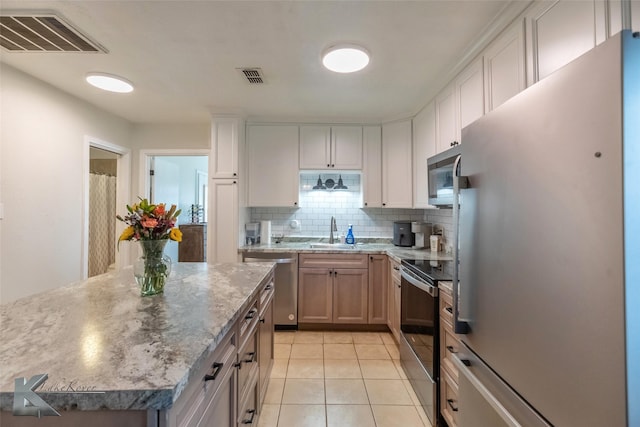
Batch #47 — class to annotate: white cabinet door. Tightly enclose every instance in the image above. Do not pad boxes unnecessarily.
[456,58,485,132]
[412,103,436,208]
[331,126,363,169]
[211,118,241,179]
[362,126,382,208]
[435,83,458,154]
[247,125,299,207]
[527,0,598,82]
[382,120,412,208]
[299,126,330,169]
[634,0,640,32]
[209,179,238,263]
[484,21,526,112]
[300,125,363,169]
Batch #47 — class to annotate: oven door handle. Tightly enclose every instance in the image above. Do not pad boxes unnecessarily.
[400,268,438,297]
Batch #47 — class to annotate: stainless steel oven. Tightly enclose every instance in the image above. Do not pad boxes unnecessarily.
[399,259,450,427]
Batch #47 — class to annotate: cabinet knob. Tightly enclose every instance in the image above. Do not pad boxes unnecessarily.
[382,203,386,207]
[327,163,330,167]
[233,172,237,176]
[293,202,297,206]
[233,180,237,184]
[331,164,335,168]
[364,202,368,206]
[447,399,459,412]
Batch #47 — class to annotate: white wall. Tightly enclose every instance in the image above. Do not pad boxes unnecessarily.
[0,65,132,303]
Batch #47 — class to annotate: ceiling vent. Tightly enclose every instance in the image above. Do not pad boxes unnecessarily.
[238,68,265,84]
[0,14,105,52]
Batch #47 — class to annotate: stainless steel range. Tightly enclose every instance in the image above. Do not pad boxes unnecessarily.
[399,259,451,427]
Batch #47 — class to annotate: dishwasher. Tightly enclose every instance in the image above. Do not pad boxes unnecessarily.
[242,252,298,328]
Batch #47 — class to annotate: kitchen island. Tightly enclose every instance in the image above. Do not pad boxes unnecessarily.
[0,262,275,426]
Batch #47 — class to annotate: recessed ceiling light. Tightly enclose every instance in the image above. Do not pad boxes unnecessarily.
[322,45,370,73]
[86,73,134,93]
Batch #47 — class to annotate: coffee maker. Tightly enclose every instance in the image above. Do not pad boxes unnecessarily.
[411,222,432,249]
[245,222,261,245]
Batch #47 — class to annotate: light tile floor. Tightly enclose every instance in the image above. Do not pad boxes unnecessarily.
[257,331,432,427]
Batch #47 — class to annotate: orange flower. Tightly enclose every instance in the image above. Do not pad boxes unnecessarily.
[141,218,158,228]
[153,204,166,216]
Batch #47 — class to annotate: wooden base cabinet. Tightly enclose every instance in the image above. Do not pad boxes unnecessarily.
[298,254,369,325]
[258,281,274,406]
[439,282,462,427]
[387,258,401,342]
[368,255,388,324]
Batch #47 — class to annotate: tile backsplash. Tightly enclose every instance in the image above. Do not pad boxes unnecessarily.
[248,172,455,242]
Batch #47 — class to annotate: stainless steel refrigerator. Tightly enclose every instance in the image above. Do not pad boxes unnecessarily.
[450,30,639,427]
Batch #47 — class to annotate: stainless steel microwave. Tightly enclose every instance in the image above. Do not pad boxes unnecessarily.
[427,145,462,207]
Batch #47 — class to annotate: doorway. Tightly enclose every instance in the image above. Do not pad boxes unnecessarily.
[140,151,209,263]
[88,147,118,277]
[83,137,131,279]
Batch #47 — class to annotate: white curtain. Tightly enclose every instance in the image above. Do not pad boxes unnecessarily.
[89,173,117,277]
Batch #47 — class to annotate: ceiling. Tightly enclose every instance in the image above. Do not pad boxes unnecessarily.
[0,1,527,124]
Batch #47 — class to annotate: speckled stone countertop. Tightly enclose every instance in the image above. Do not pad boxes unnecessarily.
[0,262,275,412]
[239,239,453,262]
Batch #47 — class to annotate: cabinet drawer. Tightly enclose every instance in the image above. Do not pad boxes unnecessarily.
[439,286,454,326]
[239,300,259,347]
[238,369,259,426]
[237,324,259,396]
[171,330,237,427]
[440,368,460,427]
[259,275,275,315]
[299,253,368,269]
[440,325,461,384]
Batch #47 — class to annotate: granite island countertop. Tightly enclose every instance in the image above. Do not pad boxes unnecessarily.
[239,240,453,262]
[0,262,275,412]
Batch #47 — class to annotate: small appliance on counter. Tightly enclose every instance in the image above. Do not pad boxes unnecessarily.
[245,222,260,245]
[411,222,432,249]
[393,221,415,247]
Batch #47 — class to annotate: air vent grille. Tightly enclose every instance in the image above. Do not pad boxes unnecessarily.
[0,14,105,52]
[238,68,265,84]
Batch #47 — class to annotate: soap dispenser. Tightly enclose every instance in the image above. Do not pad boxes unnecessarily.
[345,224,355,245]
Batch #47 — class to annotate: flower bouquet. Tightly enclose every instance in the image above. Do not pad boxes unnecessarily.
[117,198,182,296]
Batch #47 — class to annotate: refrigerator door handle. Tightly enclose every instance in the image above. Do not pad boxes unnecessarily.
[452,153,470,334]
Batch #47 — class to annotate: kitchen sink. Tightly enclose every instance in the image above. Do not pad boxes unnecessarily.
[309,243,362,249]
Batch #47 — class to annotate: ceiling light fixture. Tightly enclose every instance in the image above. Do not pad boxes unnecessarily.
[322,45,370,73]
[86,73,134,93]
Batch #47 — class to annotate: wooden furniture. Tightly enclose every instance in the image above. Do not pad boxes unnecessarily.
[439,281,462,427]
[178,223,207,262]
[298,254,370,325]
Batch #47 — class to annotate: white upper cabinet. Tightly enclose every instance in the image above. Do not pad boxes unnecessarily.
[456,58,485,132]
[435,58,485,153]
[634,0,640,32]
[484,22,526,112]
[211,117,242,179]
[382,120,413,208]
[362,126,382,208]
[412,102,436,209]
[299,125,363,169]
[435,83,458,153]
[246,125,299,207]
[526,0,600,84]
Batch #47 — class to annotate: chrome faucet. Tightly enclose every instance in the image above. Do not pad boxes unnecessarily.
[329,216,338,244]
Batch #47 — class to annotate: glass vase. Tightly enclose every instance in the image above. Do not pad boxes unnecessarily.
[134,240,172,296]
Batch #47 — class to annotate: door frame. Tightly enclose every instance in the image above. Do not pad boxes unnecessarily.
[138,149,210,261]
[82,136,131,279]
